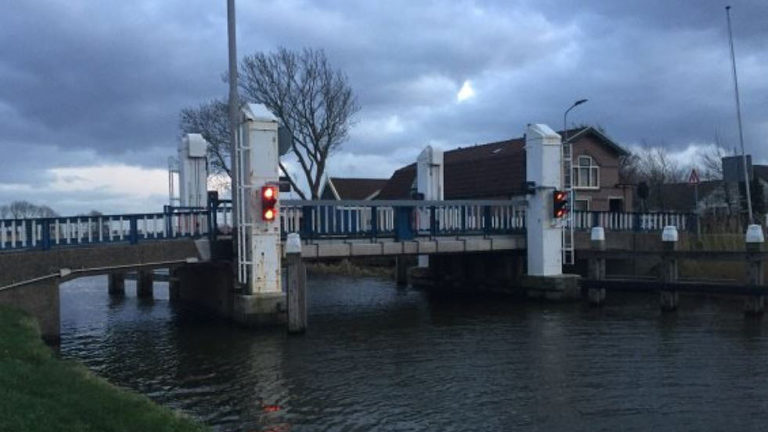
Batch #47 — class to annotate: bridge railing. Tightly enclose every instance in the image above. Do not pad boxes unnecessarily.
[572,211,697,232]
[0,209,210,251]
[280,199,527,240]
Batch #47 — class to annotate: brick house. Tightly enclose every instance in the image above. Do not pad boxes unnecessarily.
[377,126,632,212]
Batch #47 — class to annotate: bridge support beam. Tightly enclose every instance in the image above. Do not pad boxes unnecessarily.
[108,272,125,296]
[136,270,153,299]
[660,227,679,312]
[744,225,765,316]
[0,279,60,343]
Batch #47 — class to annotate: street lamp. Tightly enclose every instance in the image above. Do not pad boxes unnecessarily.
[561,98,587,266]
[563,99,588,144]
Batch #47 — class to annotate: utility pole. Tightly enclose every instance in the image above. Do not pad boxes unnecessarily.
[227,0,240,264]
[725,5,753,224]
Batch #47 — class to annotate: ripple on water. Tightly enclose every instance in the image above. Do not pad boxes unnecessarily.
[59,275,768,431]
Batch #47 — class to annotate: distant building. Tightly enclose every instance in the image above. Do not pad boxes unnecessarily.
[319,177,388,200]
[377,126,632,212]
[645,180,740,215]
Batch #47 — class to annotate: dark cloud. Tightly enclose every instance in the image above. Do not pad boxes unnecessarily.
[1,0,767,213]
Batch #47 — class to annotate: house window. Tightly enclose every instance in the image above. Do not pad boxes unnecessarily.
[574,199,589,211]
[572,155,599,189]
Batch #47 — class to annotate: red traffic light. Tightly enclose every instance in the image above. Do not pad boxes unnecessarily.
[261,185,278,221]
[552,189,569,219]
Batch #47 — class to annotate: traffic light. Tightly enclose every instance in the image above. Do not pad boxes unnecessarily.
[553,190,569,219]
[261,184,278,221]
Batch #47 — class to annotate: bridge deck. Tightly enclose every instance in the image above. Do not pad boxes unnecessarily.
[296,235,525,259]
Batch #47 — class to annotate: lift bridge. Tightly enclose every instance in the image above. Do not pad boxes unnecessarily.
[0,109,699,341]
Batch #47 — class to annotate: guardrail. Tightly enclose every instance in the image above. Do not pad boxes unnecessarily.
[280,199,527,240]
[0,198,700,252]
[0,209,209,251]
[572,211,697,232]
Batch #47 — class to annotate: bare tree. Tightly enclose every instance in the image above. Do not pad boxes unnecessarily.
[5,201,58,218]
[239,47,360,199]
[699,145,728,181]
[618,153,641,184]
[180,99,231,177]
[621,144,687,211]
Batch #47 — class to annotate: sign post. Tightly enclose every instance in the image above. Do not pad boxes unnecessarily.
[689,168,701,236]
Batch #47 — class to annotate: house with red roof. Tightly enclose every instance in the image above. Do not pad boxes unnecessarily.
[377,126,632,212]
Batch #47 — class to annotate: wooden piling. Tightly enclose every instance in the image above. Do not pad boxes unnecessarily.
[395,256,409,286]
[660,227,679,312]
[745,232,765,315]
[587,227,606,306]
[286,233,307,334]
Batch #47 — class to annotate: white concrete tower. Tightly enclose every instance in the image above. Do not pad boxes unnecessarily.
[178,133,209,208]
[525,124,563,276]
[416,145,444,267]
[417,146,444,201]
[237,104,282,295]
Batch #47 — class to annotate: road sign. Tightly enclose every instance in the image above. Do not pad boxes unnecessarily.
[688,169,700,185]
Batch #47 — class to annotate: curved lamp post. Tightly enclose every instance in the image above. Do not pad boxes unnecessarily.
[563,99,588,144]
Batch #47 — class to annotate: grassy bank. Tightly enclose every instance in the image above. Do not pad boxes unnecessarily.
[0,306,208,432]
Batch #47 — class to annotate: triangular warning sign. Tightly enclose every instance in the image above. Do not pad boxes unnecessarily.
[688,169,700,185]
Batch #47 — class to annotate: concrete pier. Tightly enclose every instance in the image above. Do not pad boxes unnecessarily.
[136,270,154,299]
[173,261,286,327]
[395,256,409,286]
[168,268,181,302]
[108,272,125,296]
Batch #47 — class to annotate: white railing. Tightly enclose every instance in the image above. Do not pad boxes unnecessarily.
[0,210,209,251]
[573,211,695,232]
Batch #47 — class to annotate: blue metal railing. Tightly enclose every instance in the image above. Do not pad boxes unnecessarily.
[0,197,699,252]
[0,208,209,251]
[279,199,527,241]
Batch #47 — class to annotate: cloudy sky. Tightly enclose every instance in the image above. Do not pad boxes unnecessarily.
[2,0,766,214]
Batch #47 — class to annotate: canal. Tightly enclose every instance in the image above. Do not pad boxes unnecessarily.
[60,274,768,431]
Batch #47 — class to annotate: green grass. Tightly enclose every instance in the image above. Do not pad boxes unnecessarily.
[0,306,208,432]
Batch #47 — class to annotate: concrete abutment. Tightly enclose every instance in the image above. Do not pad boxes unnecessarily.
[172,261,286,327]
[0,279,60,343]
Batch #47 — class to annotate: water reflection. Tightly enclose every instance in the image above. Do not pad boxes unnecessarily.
[60,275,768,431]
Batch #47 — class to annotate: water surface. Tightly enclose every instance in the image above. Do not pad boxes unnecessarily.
[60,275,768,431]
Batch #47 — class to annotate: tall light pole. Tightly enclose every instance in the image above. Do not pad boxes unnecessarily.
[227,0,240,271]
[725,5,753,224]
[563,99,588,144]
[561,98,587,266]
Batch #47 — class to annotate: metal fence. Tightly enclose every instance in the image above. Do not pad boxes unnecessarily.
[0,198,700,252]
[0,209,209,251]
[279,199,527,240]
[572,211,696,232]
